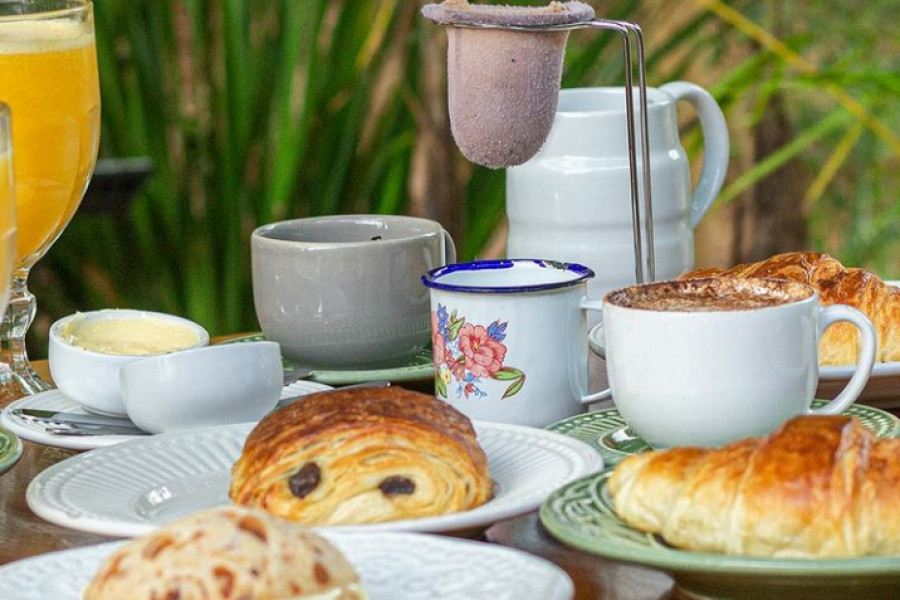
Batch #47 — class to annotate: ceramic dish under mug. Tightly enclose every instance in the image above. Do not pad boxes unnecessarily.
[547,403,900,468]
[540,470,900,600]
[0,425,22,476]
[227,333,434,385]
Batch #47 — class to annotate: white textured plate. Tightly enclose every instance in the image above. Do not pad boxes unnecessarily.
[0,380,334,450]
[26,420,602,537]
[0,531,574,600]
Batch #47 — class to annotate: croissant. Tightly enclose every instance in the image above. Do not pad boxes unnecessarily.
[609,415,900,558]
[229,386,492,526]
[84,507,364,600]
[679,251,900,366]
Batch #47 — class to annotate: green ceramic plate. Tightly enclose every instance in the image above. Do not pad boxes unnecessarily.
[540,470,900,600]
[226,333,434,385]
[0,424,22,475]
[547,402,900,468]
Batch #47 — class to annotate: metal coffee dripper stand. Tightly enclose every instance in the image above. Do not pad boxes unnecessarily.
[439,17,656,284]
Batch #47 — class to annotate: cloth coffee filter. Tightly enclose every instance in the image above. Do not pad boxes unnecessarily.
[422,0,595,169]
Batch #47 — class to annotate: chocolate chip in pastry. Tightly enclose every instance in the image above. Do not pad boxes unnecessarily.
[229,386,492,526]
[83,506,365,600]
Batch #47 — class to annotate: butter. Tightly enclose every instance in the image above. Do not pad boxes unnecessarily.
[62,314,200,356]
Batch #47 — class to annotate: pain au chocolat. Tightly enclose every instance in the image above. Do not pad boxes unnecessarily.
[229,387,492,525]
[679,251,900,366]
[609,415,900,558]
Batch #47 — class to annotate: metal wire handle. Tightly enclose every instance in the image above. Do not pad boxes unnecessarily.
[447,18,655,284]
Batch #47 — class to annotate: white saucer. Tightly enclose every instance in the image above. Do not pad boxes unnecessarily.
[227,334,435,385]
[25,420,602,537]
[0,380,334,451]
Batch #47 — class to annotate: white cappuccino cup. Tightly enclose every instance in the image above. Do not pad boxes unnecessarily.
[599,277,877,449]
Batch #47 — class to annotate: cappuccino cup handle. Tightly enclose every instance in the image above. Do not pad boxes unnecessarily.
[441,229,457,265]
[659,81,730,228]
[578,297,612,404]
[808,304,877,415]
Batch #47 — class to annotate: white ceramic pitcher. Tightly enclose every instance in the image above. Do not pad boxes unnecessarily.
[506,81,729,309]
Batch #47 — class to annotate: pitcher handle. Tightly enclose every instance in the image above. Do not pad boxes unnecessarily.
[659,81,730,228]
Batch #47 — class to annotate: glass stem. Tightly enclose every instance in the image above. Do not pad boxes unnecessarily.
[0,267,51,403]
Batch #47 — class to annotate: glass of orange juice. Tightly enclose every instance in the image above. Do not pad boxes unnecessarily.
[0,0,99,400]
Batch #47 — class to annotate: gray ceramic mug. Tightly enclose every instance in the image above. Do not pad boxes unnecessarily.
[251,214,456,368]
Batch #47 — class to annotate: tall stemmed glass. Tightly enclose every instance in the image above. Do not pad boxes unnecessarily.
[0,1,100,401]
[0,104,17,325]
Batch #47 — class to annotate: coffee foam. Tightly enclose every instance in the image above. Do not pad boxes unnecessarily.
[606,277,814,312]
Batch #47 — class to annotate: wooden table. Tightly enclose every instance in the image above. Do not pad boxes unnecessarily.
[0,358,679,599]
[4,357,897,600]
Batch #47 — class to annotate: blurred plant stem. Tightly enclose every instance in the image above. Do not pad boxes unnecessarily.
[27,0,900,357]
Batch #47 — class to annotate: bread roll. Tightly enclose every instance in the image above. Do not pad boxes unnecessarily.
[679,251,900,365]
[83,507,364,600]
[230,387,492,525]
[609,415,900,558]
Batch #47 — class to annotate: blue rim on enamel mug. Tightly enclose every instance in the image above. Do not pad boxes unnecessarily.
[421,259,595,293]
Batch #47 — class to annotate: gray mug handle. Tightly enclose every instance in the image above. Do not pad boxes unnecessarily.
[442,230,457,265]
[578,297,612,404]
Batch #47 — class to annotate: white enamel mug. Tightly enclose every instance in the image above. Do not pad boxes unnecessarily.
[506,82,729,311]
[421,259,607,428]
[600,278,877,448]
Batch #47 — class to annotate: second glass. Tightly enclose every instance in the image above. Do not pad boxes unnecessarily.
[0,0,100,401]
[0,103,17,325]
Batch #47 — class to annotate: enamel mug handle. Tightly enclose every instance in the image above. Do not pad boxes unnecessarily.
[659,81,730,228]
[578,297,612,404]
[808,304,877,415]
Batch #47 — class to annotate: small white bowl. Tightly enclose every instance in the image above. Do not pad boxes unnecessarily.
[119,341,283,434]
[49,309,210,416]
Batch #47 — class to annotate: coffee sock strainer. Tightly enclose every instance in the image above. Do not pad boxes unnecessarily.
[422,0,595,169]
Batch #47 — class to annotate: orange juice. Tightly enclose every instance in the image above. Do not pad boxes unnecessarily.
[0,17,100,267]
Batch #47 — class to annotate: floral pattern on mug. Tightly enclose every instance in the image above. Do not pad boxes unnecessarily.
[432,304,526,400]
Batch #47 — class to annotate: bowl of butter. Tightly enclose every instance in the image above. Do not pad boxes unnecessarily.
[49,309,210,416]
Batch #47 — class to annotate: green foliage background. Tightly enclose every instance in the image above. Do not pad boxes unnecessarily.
[27,0,900,355]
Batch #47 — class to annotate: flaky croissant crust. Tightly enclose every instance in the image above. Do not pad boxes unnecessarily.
[609,415,900,558]
[680,251,900,365]
[230,387,492,526]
